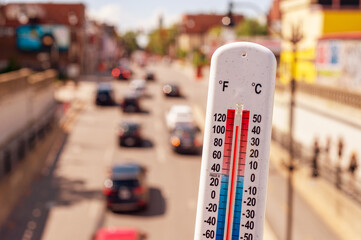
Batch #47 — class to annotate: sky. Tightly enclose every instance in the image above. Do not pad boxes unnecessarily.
[5,0,274,33]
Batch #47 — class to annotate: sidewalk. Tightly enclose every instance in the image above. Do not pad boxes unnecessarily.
[270,141,361,240]
[0,81,86,229]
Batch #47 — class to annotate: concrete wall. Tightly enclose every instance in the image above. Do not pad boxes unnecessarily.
[0,69,57,177]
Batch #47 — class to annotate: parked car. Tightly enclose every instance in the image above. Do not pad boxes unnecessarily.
[121,91,141,112]
[170,123,202,154]
[93,227,147,240]
[103,163,149,212]
[118,121,142,147]
[162,83,181,97]
[165,105,194,130]
[129,79,147,97]
[95,82,115,106]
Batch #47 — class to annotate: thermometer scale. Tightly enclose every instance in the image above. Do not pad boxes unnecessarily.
[194,42,276,240]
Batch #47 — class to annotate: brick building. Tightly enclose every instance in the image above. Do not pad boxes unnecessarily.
[177,14,244,53]
[0,3,85,75]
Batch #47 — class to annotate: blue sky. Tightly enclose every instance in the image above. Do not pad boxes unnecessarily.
[6,0,274,32]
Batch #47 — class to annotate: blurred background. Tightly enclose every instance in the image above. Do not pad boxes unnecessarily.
[0,0,360,239]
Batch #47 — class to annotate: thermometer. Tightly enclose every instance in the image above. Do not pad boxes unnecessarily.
[194,42,276,240]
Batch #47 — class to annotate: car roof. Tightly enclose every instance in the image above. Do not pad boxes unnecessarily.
[164,83,178,87]
[170,105,191,112]
[111,163,144,179]
[130,79,146,85]
[120,121,140,127]
[97,82,112,89]
[124,91,140,98]
[174,122,197,130]
[95,227,139,240]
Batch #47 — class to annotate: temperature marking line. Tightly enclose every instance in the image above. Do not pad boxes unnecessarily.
[232,110,250,239]
[216,109,235,239]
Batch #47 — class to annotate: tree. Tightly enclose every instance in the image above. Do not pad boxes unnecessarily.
[120,31,139,56]
[146,24,179,55]
[235,18,267,37]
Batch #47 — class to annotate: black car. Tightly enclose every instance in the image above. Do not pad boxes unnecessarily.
[121,91,141,112]
[145,71,155,81]
[162,83,181,97]
[170,123,202,154]
[118,121,142,147]
[103,163,149,211]
[95,82,115,106]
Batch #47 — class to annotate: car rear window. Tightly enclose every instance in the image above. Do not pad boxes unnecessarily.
[113,179,140,188]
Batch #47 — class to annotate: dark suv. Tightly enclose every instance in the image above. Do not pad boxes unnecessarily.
[118,121,142,147]
[121,91,141,112]
[170,123,202,154]
[95,82,115,106]
[103,163,149,211]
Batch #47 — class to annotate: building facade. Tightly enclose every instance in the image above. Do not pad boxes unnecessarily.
[177,14,244,53]
[0,3,85,76]
[279,0,361,84]
[316,32,361,91]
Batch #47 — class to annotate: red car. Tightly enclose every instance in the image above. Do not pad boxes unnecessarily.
[94,227,147,240]
[112,66,132,80]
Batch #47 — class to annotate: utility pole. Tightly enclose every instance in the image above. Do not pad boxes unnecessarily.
[227,0,234,27]
[285,23,303,240]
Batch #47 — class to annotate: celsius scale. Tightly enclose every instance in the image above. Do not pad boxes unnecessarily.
[194,42,276,240]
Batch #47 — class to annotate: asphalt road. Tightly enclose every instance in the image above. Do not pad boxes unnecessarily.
[0,61,343,240]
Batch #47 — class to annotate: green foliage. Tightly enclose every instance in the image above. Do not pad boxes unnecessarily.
[177,49,188,59]
[0,57,20,74]
[235,18,267,37]
[146,24,179,55]
[208,26,222,37]
[192,49,208,67]
[120,31,139,56]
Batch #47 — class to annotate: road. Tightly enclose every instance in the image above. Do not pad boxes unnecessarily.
[0,61,343,240]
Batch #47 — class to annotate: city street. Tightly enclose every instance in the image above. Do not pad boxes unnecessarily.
[1,1,361,240]
[0,62,352,240]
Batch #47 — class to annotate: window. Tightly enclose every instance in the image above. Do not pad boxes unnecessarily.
[4,150,12,174]
[341,0,359,6]
[317,0,360,6]
[318,0,332,6]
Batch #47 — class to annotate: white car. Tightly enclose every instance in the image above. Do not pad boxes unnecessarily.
[166,105,195,130]
[129,79,147,96]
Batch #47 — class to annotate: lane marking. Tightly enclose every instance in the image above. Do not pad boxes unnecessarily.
[192,105,205,132]
[103,146,115,165]
[155,120,167,163]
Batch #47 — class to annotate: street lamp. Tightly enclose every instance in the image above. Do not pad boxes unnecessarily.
[285,23,303,240]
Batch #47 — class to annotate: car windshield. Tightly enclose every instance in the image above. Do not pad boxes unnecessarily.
[174,128,195,135]
[176,112,192,119]
[122,124,139,132]
[97,90,112,95]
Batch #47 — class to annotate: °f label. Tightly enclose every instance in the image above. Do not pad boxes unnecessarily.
[194,42,276,240]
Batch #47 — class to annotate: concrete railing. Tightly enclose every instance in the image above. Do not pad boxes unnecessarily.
[275,81,361,108]
[0,69,31,99]
[0,69,57,178]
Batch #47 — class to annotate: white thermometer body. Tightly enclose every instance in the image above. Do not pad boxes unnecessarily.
[194,42,276,240]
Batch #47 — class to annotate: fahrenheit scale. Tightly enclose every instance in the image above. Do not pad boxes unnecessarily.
[194,42,276,240]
